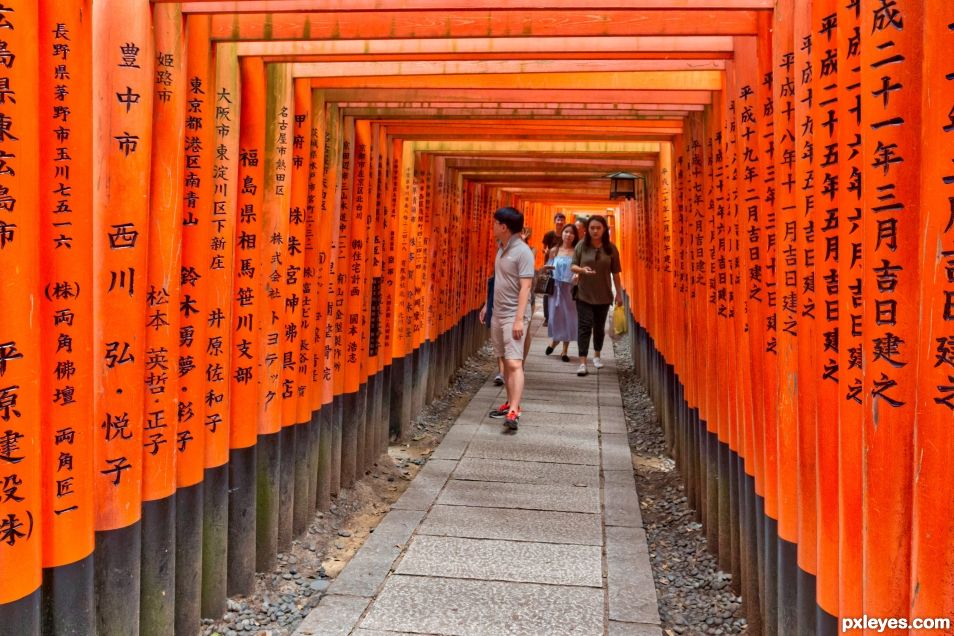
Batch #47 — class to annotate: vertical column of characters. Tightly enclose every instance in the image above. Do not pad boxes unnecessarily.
[702,106,718,430]
[860,0,922,622]
[724,63,742,466]
[289,79,313,532]
[290,79,311,430]
[337,115,360,486]
[304,91,323,426]
[142,0,182,514]
[711,92,729,443]
[91,0,154,632]
[314,96,340,505]
[140,5,184,633]
[912,0,954,624]
[230,57,265,451]
[0,0,41,622]
[304,89,326,513]
[351,119,371,473]
[261,63,291,438]
[734,35,763,486]
[368,123,386,457]
[260,62,293,559]
[323,105,344,497]
[835,0,863,619]
[756,11,780,533]
[200,39,237,620]
[207,44,238,470]
[792,0,820,596]
[659,143,674,367]
[178,14,216,496]
[772,0,800,559]
[687,113,705,419]
[225,55,265,597]
[37,2,95,623]
[809,0,840,623]
[378,127,396,407]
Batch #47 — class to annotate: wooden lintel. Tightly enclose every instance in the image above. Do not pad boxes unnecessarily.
[209,10,760,41]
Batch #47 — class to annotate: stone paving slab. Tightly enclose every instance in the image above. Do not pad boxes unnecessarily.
[391,459,457,511]
[519,399,599,415]
[328,510,426,598]
[395,535,604,587]
[359,575,605,636]
[437,479,600,514]
[603,469,644,528]
[467,428,600,466]
[605,525,661,625]
[602,433,635,472]
[607,621,664,636]
[294,594,371,636]
[453,457,600,486]
[417,505,603,546]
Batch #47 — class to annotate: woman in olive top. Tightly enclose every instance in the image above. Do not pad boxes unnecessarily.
[570,215,622,376]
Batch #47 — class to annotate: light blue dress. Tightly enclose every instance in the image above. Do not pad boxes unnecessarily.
[547,253,579,342]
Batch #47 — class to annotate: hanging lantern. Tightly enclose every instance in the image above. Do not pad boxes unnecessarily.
[606,171,638,200]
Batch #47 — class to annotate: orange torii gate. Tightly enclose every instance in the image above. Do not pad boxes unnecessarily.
[2,2,954,636]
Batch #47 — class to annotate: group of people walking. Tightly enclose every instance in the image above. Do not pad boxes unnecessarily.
[480,207,623,430]
[541,212,622,377]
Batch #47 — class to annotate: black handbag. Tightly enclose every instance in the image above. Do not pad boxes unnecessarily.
[533,267,555,296]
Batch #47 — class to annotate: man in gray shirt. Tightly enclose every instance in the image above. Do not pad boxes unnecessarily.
[479,207,534,430]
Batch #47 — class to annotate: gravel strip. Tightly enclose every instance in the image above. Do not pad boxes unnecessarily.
[203,343,498,636]
[612,336,747,636]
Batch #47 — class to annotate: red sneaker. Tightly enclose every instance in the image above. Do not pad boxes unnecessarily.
[489,402,510,418]
[505,410,520,430]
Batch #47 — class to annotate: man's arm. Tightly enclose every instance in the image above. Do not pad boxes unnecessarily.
[512,277,533,340]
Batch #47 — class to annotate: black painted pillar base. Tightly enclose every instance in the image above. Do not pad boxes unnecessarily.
[277,425,295,551]
[778,536,798,635]
[390,355,413,441]
[201,463,228,619]
[226,445,256,596]
[174,485,202,636]
[306,412,320,515]
[354,383,368,478]
[410,347,423,418]
[741,472,762,635]
[94,522,141,635]
[817,605,838,636]
[797,561,818,636]
[317,405,332,510]
[365,374,379,468]
[294,419,313,536]
[141,494,176,636]
[379,364,392,457]
[0,587,39,636]
[340,391,358,488]
[41,555,93,636]
[705,431,720,554]
[255,431,281,572]
[729,452,741,594]
[331,395,343,496]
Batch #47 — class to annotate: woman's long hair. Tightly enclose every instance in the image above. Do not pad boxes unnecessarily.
[583,215,613,255]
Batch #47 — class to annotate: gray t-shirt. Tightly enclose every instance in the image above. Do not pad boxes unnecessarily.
[493,234,535,322]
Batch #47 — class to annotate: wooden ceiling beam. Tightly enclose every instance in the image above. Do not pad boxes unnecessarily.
[179,1,773,12]
[209,10,759,40]
[233,35,736,57]
[320,88,712,105]
[288,59,725,76]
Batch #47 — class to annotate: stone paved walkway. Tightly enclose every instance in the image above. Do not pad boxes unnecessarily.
[295,317,661,636]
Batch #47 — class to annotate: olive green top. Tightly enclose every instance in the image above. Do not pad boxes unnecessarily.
[572,241,621,305]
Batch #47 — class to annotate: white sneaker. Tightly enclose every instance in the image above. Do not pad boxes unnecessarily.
[593,357,604,369]
[577,363,588,377]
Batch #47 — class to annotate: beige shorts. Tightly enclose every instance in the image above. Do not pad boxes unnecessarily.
[491,316,530,360]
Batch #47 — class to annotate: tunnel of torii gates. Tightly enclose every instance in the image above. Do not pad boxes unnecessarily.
[1,0,953,635]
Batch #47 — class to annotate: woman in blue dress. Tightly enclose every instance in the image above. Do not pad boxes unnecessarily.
[544,224,580,361]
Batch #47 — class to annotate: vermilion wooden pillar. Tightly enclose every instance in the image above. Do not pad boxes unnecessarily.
[141,5,184,634]
[91,1,154,632]
[860,1,922,627]
[0,3,41,634]
[37,1,95,633]
[912,0,954,627]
